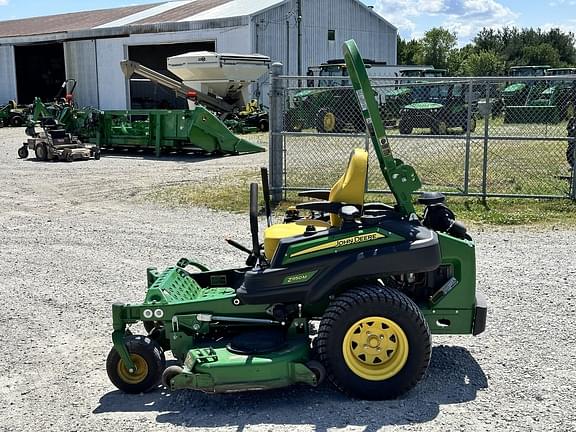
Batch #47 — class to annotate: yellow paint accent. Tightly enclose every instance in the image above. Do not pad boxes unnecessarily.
[116,353,149,385]
[263,223,329,259]
[342,316,409,381]
[262,148,368,258]
[329,148,368,226]
[289,232,386,258]
[290,239,339,257]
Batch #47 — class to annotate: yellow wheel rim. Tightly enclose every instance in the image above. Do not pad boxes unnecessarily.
[323,112,336,131]
[342,316,409,381]
[116,354,149,385]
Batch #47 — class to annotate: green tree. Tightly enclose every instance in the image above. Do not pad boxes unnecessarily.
[463,50,505,76]
[521,43,561,66]
[419,27,457,69]
[397,36,422,65]
[446,48,466,76]
[472,26,576,67]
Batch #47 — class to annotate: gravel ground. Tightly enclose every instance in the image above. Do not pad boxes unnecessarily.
[0,127,575,432]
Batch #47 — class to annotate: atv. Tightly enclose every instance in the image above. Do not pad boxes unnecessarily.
[105,40,486,400]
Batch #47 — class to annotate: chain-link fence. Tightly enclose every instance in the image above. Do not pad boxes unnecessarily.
[268,66,576,201]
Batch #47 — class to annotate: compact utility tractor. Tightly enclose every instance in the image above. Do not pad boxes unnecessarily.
[106,40,487,400]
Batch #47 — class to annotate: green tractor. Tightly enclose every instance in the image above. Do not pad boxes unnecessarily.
[381,69,446,127]
[285,60,380,133]
[398,82,477,135]
[105,40,486,400]
[0,100,27,127]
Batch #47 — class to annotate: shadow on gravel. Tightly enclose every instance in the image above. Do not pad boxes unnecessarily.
[94,345,487,430]
[98,148,256,163]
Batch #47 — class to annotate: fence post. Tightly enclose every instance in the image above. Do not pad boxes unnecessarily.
[269,62,284,203]
[481,82,490,202]
[463,80,473,195]
[571,154,576,200]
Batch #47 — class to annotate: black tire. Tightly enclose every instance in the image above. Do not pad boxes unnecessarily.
[398,119,413,135]
[258,119,269,132]
[431,121,447,135]
[34,143,48,161]
[106,335,166,394]
[10,116,24,127]
[18,146,29,159]
[466,117,477,133]
[306,360,326,386]
[316,108,340,133]
[317,283,431,400]
[65,152,73,162]
[94,150,101,160]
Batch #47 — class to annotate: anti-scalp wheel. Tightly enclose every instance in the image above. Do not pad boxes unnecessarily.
[316,283,431,400]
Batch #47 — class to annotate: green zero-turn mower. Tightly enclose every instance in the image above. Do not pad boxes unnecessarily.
[106,40,487,400]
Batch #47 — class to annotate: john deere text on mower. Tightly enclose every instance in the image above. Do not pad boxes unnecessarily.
[106,40,487,400]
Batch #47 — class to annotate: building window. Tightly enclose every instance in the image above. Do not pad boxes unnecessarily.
[328,30,336,41]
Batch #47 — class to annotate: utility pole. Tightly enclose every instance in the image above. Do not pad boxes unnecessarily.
[297,0,302,86]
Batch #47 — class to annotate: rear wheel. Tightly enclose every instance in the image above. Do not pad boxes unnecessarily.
[431,121,447,135]
[10,115,23,127]
[106,335,165,394]
[317,109,340,133]
[34,143,48,161]
[317,283,431,400]
[398,119,413,134]
[258,118,269,132]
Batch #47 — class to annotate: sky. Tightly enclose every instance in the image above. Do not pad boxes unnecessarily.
[0,0,574,45]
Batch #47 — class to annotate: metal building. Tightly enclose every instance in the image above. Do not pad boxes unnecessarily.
[0,0,397,109]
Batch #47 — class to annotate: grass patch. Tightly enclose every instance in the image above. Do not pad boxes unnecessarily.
[147,170,576,226]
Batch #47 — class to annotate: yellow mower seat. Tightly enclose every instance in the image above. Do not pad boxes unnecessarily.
[263,148,368,259]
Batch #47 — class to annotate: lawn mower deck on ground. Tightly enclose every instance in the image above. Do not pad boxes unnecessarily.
[106,40,487,400]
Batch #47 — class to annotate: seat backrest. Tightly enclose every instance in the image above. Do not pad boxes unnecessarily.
[328,148,368,226]
[48,129,67,140]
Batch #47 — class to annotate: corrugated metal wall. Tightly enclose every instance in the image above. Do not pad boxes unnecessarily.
[64,40,99,107]
[254,0,397,74]
[0,45,17,102]
[302,0,396,66]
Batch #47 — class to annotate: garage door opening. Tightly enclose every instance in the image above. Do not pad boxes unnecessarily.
[15,43,65,104]
[128,41,215,109]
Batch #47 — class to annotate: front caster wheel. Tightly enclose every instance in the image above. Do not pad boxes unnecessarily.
[18,146,29,159]
[106,335,166,393]
[317,283,431,400]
